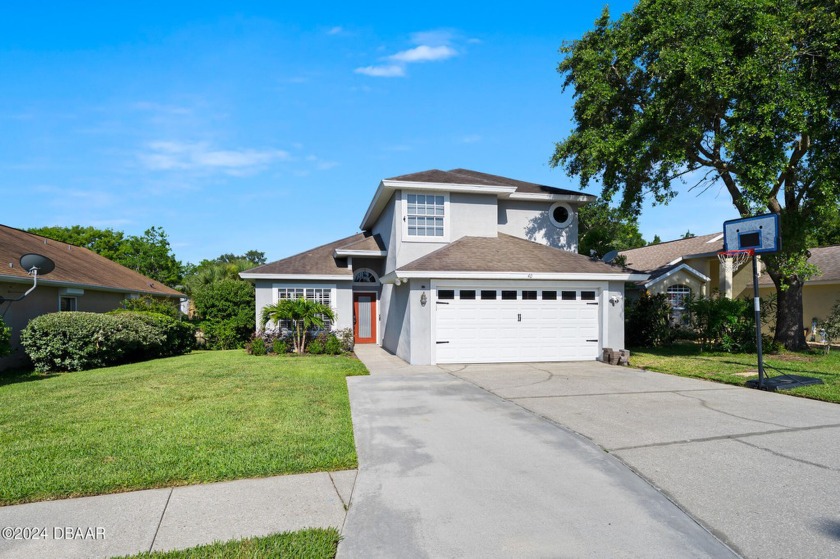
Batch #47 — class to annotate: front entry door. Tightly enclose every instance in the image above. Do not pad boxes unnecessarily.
[353,293,377,344]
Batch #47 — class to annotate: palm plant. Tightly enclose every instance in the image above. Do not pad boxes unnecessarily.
[261,297,336,354]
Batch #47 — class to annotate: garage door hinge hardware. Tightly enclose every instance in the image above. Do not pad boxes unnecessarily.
[518,313,521,322]
[587,302,598,305]
[436,341,449,344]
[587,339,598,342]
[436,301,449,305]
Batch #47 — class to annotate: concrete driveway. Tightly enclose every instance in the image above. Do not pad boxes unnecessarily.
[339,347,739,558]
[450,360,840,559]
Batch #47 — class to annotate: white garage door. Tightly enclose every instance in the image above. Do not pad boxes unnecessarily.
[434,287,601,363]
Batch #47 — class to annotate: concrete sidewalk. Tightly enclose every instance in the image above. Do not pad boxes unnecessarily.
[452,360,840,559]
[340,346,738,557]
[0,470,355,559]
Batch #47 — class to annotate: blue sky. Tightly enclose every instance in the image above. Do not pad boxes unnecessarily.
[0,1,740,265]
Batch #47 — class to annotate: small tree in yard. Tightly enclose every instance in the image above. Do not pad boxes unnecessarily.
[821,300,840,354]
[261,298,335,354]
[0,316,11,357]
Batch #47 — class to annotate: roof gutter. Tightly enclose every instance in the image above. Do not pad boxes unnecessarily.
[381,270,649,284]
[0,275,182,298]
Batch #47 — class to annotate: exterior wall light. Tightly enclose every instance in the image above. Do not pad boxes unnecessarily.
[420,292,427,307]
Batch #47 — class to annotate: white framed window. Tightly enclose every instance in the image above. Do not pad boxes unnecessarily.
[404,192,448,240]
[666,285,691,310]
[353,268,379,285]
[59,296,77,312]
[276,287,333,330]
[549,202,573,228]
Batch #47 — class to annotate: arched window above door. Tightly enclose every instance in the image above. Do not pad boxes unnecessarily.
[353,268,379,285]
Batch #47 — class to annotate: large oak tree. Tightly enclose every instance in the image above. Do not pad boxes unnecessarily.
[553,0,840,349]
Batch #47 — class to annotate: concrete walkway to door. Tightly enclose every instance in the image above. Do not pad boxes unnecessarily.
[339,346,738,558]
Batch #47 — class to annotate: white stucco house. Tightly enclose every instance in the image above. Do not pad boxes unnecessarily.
[241,169,646,365]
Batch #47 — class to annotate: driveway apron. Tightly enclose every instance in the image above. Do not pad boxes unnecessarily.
[339,347,737,558]
[451,360,840,559]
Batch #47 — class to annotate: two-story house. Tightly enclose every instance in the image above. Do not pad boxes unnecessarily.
[241,169,645,365]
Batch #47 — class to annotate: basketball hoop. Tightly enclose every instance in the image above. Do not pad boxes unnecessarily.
[717,248,754,271]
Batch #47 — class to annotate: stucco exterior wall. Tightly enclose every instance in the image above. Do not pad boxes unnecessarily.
[605,281,627,350]
[647,269,708,298]
[408,279,432,365]
[371,192,398,275]
[0,282,147,371]
[254,280,353,332]
[759,283,840,334]
[497,199,580,252]
[381,282,410,361]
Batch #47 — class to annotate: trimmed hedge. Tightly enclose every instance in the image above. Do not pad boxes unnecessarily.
[20,311,195,372]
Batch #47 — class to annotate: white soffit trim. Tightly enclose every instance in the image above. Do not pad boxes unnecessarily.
[644,263,710,289]
[239,273,352,281]
[333,249,387,257]
[507,192,595,203]
[383,271,649,282]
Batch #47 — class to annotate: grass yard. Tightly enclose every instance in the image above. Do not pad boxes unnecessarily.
[631,344,840,403]
[0,351,367,505]
[115,528,339,559]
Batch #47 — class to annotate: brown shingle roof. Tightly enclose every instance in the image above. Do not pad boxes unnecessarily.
[759,245,840,285]
[386,168,593,198]
[620,233,724,273]
[0,224,181,297]
[399,234,626,274]
[336,234,386,252]
[244,234,362,276]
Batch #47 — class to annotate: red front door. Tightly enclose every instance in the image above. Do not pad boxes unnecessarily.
[353,293,377,344]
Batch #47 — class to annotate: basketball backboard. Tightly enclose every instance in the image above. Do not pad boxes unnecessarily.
[722,213,780,254]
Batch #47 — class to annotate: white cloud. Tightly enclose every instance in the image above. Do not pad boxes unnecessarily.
[389,45,456,63]
[327,26,344,35]
[354,64,406,78]
[460,134,482,144]
[355,29,460,78]
[138,141,291,174]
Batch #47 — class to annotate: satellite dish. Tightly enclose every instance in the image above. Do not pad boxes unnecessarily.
[602,250,620,264]
[20,253,55,275]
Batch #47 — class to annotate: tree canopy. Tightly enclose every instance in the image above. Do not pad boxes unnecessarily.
[553,0,840,349]
[28,225,183,287]
[577,199,647,257]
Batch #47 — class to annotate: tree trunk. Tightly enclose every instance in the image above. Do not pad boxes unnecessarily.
[773,280,808,350]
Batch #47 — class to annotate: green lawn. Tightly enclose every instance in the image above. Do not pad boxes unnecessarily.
[0,351,367,505]
[115,528,339,559]
[631,344,840,403]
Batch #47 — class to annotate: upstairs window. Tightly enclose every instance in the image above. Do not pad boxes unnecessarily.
[406,193,446,238]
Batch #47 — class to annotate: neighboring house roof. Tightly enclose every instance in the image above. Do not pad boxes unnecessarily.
[395,234,643,279]
[241,233,363,279]
[0,224,181,297]
[620,233,724,273]
[644,263,711,289]
[758,245,840,286]
[386,168,591,197]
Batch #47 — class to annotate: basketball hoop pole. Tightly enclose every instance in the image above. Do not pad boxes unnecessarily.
[751,253,765,389]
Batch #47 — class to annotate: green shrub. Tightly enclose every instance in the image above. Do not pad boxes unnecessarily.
[110,310,195,357]
[191,280,254,349]
[308,339,325,354]
[119,295,182,319]
[272,338,288,354]
[324,334,342,355]
[198,320,245,350]
[21,311,193,372]
[0,316,10,357]
[686,296,755,352]
[336,328,354,352]
[626,292,673,347]
[249,337,267,356]
[821,299,840,353]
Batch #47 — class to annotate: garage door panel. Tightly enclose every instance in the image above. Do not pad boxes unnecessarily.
[434,286,602,364]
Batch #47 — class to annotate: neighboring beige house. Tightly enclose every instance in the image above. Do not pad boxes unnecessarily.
[620,234,840,329]
[1,224,183,370]
[242,169,645,365]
